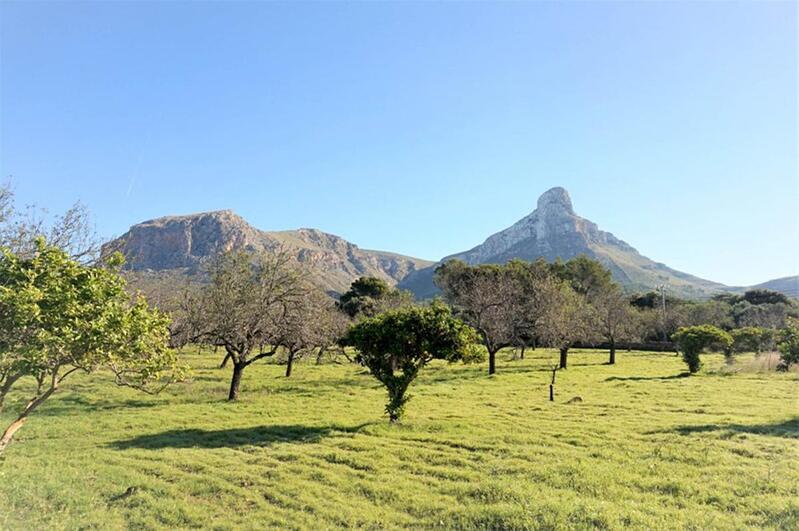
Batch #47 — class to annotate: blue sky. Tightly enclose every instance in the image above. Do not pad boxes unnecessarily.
[1,1,796,286]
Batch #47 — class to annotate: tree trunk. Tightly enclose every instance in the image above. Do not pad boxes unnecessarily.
[549,384,554,401]
[0,383,57,454]
[520,346,525,360]
[488,349,497,375]
[285,352,295,378]
[220,352,232,369]
[316,345,327,365]
[559,347,568,369]
[228,362,245,401]
[609,339,616,365]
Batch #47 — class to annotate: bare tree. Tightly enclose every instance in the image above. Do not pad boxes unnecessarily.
[274,289,339,377]
[540,282,596,369]
[593,286,638,364]
[177,249,310,400]
[435,261,520,375]
[0,183,100,262]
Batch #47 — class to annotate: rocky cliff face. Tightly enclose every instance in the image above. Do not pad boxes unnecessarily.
[102,211,432,294]
[399,187,727,299]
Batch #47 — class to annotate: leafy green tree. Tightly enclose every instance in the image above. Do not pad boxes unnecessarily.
[0,239,184,453]
[743,289,790,306]
[555,255,614,301]
[776,318,799,371]
[731,327,774,355]
[342,302,477,423]
[337,276,413,318]
[672,325,733,373]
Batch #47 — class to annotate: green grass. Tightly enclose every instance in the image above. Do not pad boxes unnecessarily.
[0,348,797,530]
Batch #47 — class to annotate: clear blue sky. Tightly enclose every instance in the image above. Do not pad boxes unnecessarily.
[1,1,796,286]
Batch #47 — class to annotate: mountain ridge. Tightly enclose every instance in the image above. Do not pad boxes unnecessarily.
[102,210,433,294]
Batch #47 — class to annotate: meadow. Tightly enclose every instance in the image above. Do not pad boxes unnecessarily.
[0,348,796,530]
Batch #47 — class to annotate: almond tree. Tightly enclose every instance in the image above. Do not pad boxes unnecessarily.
[540,282,596,369]
[275,289,339,377]
[593,286,638,364]
[435,260,520,375]
[0,239,184,453]
[178,249,310,400]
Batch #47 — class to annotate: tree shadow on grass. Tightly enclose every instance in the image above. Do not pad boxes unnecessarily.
[111,423,372,450]
[657,417,798,439]
[605,373,691,382]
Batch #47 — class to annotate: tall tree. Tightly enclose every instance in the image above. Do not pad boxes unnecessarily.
[275,289,338,377]
[178,250,310,400]
[342,302,477,422]
[0,240,184,453]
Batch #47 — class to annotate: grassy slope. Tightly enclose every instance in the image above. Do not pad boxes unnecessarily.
[0,349,796,530]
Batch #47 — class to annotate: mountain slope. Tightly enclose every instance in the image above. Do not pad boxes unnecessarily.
[399,187,727,299]
[102,210,433,294]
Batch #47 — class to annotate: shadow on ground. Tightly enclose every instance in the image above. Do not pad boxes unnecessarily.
[655,417,799,439]
[605,373,691,382]
[111,423,372,449]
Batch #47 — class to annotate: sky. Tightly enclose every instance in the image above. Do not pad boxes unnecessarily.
[1,1,796,286]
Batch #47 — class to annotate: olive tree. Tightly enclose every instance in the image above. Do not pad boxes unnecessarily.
[0,240,184,453]
[178,250,310,400]
[672,325,733,373]
[342,302,477,423]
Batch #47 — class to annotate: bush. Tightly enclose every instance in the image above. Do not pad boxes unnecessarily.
[672,325,733,373]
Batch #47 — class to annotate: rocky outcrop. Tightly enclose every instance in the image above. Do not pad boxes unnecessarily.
[103,211,433,294]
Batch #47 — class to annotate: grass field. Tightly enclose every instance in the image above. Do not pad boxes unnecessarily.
[0,348,797,530]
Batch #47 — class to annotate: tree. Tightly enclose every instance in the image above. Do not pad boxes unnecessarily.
[731,327,774,355]
[0,183,99,263]
[435,261,520,375]
[594,286,637,364]
[743,289,790,306]
[342,302,477,423]
[672,325,733,373]
[178,250,310,400]
[776,318,799,371]
[556,255,614,301]
[539,282,597,369]
[275,289,338,377]
[337,276,412,318]
[0,239,184,453]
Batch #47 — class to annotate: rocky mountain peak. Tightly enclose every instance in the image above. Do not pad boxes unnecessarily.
[536,186,574,215]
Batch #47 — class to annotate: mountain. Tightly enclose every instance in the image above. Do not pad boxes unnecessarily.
[726,276,799,299]
[102,210,433,294]
[398,187,728,299]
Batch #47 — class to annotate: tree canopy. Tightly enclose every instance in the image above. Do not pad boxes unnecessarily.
[0,239,184,452]
[342,301,477,422]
